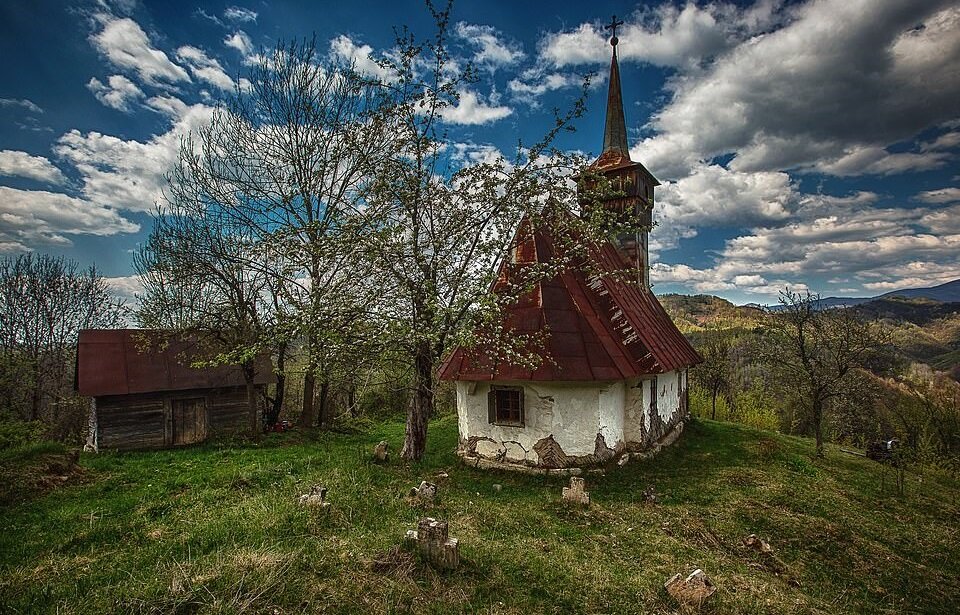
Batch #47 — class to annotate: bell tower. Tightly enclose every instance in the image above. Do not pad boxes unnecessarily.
[580,15,660,288]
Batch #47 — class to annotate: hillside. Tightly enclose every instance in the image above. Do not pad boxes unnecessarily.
[659,294,766,333]
[2,417,958,614]
[762,279,960,310]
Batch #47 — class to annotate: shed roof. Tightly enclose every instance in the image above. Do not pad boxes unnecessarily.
[77,329,275,397]
[437,218,701,382]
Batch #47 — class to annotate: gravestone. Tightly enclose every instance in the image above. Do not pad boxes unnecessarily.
[405,517,460,570]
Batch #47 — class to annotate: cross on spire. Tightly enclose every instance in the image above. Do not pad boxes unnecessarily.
[606,15,624,47]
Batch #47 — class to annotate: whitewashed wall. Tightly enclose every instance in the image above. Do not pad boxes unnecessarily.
[456,380,625,464]
[622,370,685,447]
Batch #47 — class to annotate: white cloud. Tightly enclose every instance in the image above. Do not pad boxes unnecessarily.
[86,74,144,112]
[176,45,235,91]
[639,1,960,178]
[916,187,960,204]
[439,90,512,125]
[224,6,257,23]
[0,186,139,251]
[329,35,397,82]
[90,15,191,86]
[455,22,524,70]
[0,150,66,185]
[0,98,43,113]
[104,275,144,303]
[224,30,254,56]
[53,102,215,213]
[507,71,584,102]
[541,1,782,68]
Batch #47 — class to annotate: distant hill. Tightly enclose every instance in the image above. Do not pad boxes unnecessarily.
[659,294,765,333]
[764,279,960,310]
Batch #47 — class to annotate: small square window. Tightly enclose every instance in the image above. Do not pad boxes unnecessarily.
[488,386,524,426]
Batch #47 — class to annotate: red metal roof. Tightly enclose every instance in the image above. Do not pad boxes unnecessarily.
[77,329,275,397]
[437,219,701,382]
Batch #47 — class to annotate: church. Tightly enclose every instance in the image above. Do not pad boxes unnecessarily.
[437,20,702,471]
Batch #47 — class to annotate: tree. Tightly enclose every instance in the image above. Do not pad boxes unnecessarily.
[695,330,734,420]
[355,3,626,460]
[765,289,889,457]
[0,253,124,438]
[150,36,391,429]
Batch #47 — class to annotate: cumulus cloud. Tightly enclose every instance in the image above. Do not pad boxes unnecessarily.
[90,15,191,86]
[0,150,66,185]
[541,1,782,68]
[176,45,235,90]
[87,74,144,112]
[439,90,512,125]
[53,102,215,212]
[455,22,524,70]
[224,30,254,56]
[916,187,960,204]
[0,186,139,251]
[104,275,144,303]
[329,35,397,82]
[639,0,960,178]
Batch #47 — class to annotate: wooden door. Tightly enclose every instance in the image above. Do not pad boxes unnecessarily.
[172,398,207,445]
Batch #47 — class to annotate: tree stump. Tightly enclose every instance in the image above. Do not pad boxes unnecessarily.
[561,476,590,506]
[404,517,460,570]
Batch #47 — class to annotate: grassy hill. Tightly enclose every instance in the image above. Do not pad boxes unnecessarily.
[2,418,958,614]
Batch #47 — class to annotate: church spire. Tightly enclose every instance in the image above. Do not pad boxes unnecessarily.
[602,15,630,159]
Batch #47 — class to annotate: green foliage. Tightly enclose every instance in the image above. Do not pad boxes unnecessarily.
[2,418,958,613]
[0,413,48,450]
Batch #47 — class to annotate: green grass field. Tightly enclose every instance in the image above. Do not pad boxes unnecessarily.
[2,417,958,614]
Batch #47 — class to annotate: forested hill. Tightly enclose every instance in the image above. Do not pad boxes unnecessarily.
[658,294,765,333]
[660,293,960,379]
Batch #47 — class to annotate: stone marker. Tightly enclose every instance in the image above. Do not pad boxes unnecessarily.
[664,568,716,606]
[298,485,331,509]
[743,533,773,553]
[404,517,460,570]
[493,483,502,492]
[561,476,590,506]
[373,440,389,463]
[409,480,438,504]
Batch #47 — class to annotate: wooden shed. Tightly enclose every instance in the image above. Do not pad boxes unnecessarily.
[77,329,275,450]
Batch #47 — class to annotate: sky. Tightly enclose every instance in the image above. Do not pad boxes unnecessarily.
[1,0,959,306]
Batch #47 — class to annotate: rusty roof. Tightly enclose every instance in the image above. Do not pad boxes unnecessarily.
[437,219,701,382]
[77,329,275,397]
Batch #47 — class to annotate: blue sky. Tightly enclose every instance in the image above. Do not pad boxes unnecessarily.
[1,0,958,305]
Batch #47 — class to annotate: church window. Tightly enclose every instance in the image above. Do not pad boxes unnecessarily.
[488,386,524,426]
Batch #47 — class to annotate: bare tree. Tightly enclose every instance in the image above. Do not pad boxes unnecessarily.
[150,37,392,428]
[765,290,890,457]
[695,330,735,420]
[0,254,124,438]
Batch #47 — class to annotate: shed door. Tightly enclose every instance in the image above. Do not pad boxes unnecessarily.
[172,398,207,445]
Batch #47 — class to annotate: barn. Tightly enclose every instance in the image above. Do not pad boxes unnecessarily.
[77,329,274,451]
[437,23,702,471]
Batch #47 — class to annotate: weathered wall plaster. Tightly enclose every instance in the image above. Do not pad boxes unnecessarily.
[457,371,688,468]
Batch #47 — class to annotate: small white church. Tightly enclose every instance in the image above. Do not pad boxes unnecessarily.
[437,22,702,471]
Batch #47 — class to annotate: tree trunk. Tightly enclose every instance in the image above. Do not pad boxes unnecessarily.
[711,388,717,420]
[243,362,261,441]
[813,397,824,458]
[401,342,434,461]
[318,379,330,429]
[300,371,316,428]
[269,341,287,425]
[348,380,357,418]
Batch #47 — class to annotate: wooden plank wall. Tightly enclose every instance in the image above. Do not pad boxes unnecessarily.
[97,385,262,450]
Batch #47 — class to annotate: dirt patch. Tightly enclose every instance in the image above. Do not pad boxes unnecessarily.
[0,448,87,506]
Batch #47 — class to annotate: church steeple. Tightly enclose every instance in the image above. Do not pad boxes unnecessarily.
[602,16,630,158]
[579,15,661,288]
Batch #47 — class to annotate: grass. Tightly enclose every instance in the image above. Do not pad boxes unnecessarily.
[1,417,958,614]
